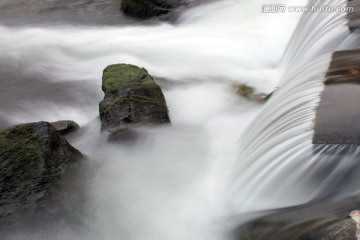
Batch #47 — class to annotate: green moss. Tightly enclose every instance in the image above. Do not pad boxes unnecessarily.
[99,100,105,119]
[99,63,170,130]
[0,123,46,201]
[1,122,83,221]
[0,124,41,159]
[100,64,165,116]
[235,83,255,98]
[1,124,40,154]
[102,64,151,93]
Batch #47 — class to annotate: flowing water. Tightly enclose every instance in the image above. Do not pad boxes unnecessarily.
[1,0,359,239]
[227,0,360,224]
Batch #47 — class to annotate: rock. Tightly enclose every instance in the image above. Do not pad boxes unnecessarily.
[0,121,83,223]
[99,64,170,132]
[313,50,360,145]
[298,216,356,240]
[235,83,255,98]
[50,120,80,135]
[235,199,360,240]
[234,83,273,102]
[120,0,184,19]
[350,210,360,239]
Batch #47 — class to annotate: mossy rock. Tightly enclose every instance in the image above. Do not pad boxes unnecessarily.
[234,83,273,102]
[0,122,82,223]
[235,83,255,98]
[102,64,149,93]
[99,64,170,132]
[120,0,182,19]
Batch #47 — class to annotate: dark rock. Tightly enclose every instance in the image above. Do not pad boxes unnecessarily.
[50,120,80,135]
[346,0,360,31]
[0,121,83,224]
[234,199,360,240]
[234,83,273,102]
[313,50,360,145]
[120,0,184,19]
[99,64,170,132]
[235,83,255,98]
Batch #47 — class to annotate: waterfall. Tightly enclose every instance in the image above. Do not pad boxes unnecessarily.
[227,55,329,213]
[227,0,360,218]
[280,0,359,81]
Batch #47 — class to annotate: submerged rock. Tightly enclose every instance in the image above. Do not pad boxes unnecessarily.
[50,120,80,135]
[235,83,255,98]
[234,83,273,102]
[0,121,83,223]
[120,0,184,19]
[99,64,170,132]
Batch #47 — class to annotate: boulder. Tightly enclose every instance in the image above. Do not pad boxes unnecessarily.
[99,64,170,132]
[50,120,80,135]
[120,0,184,19]
[0,121,83,223]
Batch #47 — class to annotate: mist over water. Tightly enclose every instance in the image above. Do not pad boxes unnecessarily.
[2,0,355,239]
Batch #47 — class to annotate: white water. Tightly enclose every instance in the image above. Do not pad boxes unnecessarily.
[228,55,330,212]
[2,0,360,239]
[280,0,360,82]
[227,0,360,220]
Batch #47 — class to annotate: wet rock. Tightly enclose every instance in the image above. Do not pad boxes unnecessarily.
[350,210,360,239]
[120,0,184,19]
[50,120,80,135]
[99,64,170,132]
[235,83,255,98]
[235,199,359,240]
[313,50,360,145]
[234,83,273,102]
[347,0,360,31]
[0,121,83,223]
